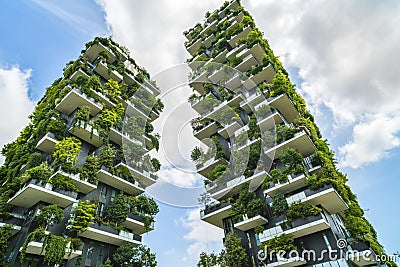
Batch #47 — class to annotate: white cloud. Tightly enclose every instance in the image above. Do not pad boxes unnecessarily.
[338,114,400,168]
[181,208,224,267]
[244,0,400,167]
[0,66,36,164]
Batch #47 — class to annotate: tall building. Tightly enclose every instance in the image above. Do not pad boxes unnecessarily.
[184,1,391,267]
[0,37,162,266]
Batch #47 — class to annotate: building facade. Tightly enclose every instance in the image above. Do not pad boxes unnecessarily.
[0,37,162,266]
[185,1,389,267]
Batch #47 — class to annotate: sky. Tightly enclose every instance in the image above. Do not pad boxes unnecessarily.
[0,0,399,266]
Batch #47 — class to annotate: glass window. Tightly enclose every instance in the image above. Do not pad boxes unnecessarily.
[97,246,104,265]
[100,186,107,200]
[99,202,106,218]
[85,244,94,266]
[110,190,116,203]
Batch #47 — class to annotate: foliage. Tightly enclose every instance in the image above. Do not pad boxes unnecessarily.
[113,243,157,267]
[20,227,46,263]
[0,224,13,263]
[271,193,288,217]
[49,172,78,192]
[25,162,52,182]
[261,234,297,254]
[191,146,203,163]
[99,144,116,170]
[106,193,129,225]
[26,152,44,169]
[151,158,161,172]
[104,79,121,102]
[286,202,322,221]
[80,155,100,184]
[100,258,113,267]
[198,252,219,267]
[280,148,305,175]
[68,200,96,233]
[223,232,249,267]
[231,184,264,221]
[53,137,81,171]
[36,204,64,226]
[255,225,265,235]
[46,115,66,140]
[130,196,159,229]
[276,125,297,144]
[208,164,227,180]
[73,105,91,126]
[95,104,124,132]
[43,234,67,265]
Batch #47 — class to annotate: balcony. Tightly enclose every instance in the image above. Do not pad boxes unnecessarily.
[286,185,348,214]
[116,162,157,187]
[240,92,266,113]
[143,79,161,96]
[214,49,229,63]
[94,61,123,82]
[70,68,89,82]
[190,70,210,94]
[226,44,247,61]
[268,256,307,267]
[257,110,285,132]
[0,220,22,235]
[260,94,299,123]
[79,224,141,246]
[84,42,116,64]
[209,66,228,84]
[197,157,228,179]
[122,213,154,235]
[55,87,103,116]
[206,170,266,200]
[228,26,252,47]
[263,173,308,197]
[109,126,144,148]
[91,89,116,110]
[36,132,57,154]
[7,180,77,208]
[264,131,317,160]
[187,38,202,56]
[194,121,218,140]
[348,242,377,266]
[243,64,276,89]
[68,122,102,147]
[198,19,218,40]
[236,54,258,73]
[259,213,330,242]
[236,43,265,64]
[200,200,232,228]
[218,121,242,139]
[98,167,145,195]
[51,169,96,194]
[190,93,213,114]
[22,240,82,259]
[224,72,242,89]
[234,214,268,232]
[204,34,215,48]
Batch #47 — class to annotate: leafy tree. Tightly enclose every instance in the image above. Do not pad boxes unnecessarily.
[68,200,96,233]
[280,148,305,175]
[106,193,129,225]
[191,146,204,163]
[0,224,13,263]
[223,232,248,267]
[80,155,100,184]
[151,158,161,172]
[261,233,296,255]
[113,243,157,267]
[99,144,116,170]
[104,79,121,102]
[46,115,66,140]
[271,193,288,217]
[36,204,64,227]
[53,137,81,171]
[198,252,218,267]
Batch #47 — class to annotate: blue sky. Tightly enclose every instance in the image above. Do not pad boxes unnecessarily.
[0,1,399,266]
